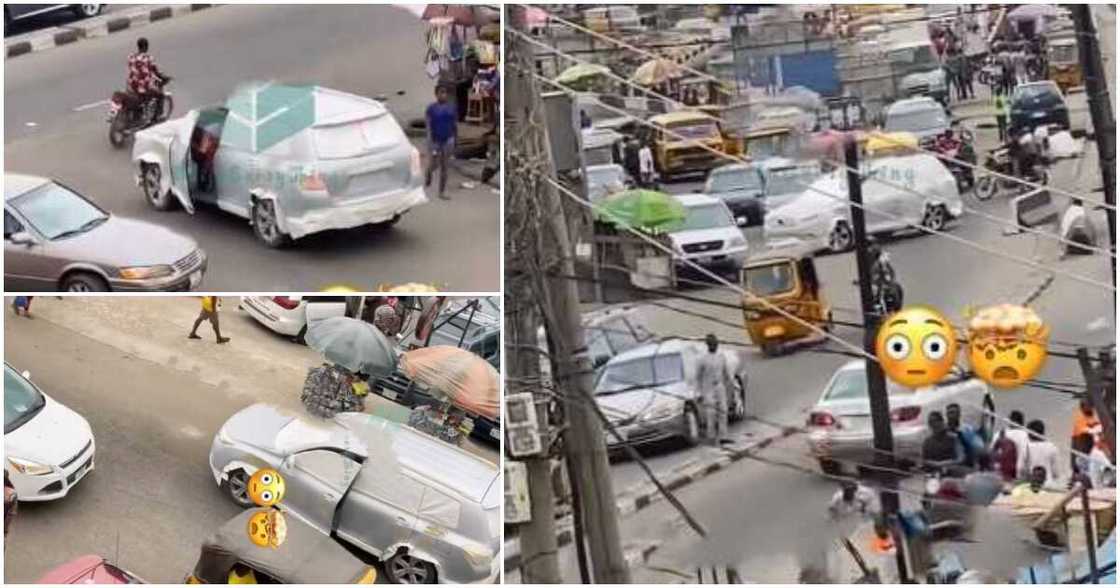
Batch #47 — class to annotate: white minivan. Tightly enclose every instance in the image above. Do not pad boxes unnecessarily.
[239,295,352,342]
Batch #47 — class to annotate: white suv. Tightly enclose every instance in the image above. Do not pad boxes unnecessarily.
[669,193,749,280]
[239,295,351,342]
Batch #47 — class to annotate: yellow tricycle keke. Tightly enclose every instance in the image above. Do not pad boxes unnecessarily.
[1048,37,1083,95]
[740,246,833,357]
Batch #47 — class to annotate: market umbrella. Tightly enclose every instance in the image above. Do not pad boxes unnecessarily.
[1007,4,1059,22]
[595,189,687,233]
[305,317,398,378]
[631,58,682,87]
[555,63,611,85]
[421,4,496,27]
[400,346,498,419]
[522,6,550,27]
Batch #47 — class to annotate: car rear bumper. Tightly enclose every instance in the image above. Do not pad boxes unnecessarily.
[807,427,925,463]
[285,185,428,239]
[239,296,303,337]
[10,439,96,502]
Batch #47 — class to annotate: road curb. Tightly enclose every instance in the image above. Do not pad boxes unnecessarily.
[5,5,213,60]
[503,425,798,571]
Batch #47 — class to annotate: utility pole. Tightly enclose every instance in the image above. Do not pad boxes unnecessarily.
[844,137,908,582]
[509,7,631,583]
[1071,4,1117,295]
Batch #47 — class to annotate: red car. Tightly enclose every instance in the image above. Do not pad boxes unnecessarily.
[36,555,144,584]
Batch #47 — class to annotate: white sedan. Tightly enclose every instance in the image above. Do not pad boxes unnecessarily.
[239,295,350,342]
[4,363,95,501]
[764,153,963,253]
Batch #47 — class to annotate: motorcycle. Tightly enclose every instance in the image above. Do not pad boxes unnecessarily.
[974,146,1016,201]
[922,461,972,540]
[107,75,174,148]
[934,130,977,193]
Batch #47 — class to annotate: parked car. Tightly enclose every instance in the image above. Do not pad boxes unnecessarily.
[209,405,500,584]
[882,96,950,146]
[132,84,427,248]
[668,193,749,278]
[586,163,632,204]
[704,159,822,227]
[36,555,144,584]
[4,4,101,26]
[186,509,376,584]
[594,340,748,448]
[899,68,949,106]
[4,174,206,292]
[764,153,962,253]
[1009,80,1071,137]
[4,363,95,502]
[806,360,993,475]
[239,295,352,342]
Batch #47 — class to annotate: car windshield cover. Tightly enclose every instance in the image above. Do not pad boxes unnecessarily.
[668,120,718,140]
[681,203,733,231]
[4,366,45,434]
[597,353,685,395]
[744,263,795,296]
[709,168,761,193]
[885,108,947,133]
[313,115,401,160]
[766,166,819,197]
[12,182,108,240]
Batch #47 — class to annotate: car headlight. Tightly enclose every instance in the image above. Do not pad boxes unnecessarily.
[8,456,53,476]
[410,147,422,179]
[642,402,681,422]
[119,265,174,280]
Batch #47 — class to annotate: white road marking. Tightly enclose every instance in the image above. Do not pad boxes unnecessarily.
[74,99,109,112]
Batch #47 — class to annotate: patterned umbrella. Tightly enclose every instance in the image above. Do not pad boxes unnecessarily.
[400,346,498,419]
[305,317,397,378]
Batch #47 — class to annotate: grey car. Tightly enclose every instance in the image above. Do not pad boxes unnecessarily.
[132,83,428,248]
[4,174,206,292]
[209,404,500,584]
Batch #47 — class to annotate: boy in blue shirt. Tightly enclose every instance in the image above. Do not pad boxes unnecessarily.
[425,85,457,200]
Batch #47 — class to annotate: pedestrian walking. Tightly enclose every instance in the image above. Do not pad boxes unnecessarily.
[828,480,878,519]
[696,334,732,446]
[993,92,1009,143]
[188,296,230,344]
[623,137,641,182]
[959,52,975,99]
[11,296,33,318]
[638,141,655,187]
[425,84,457,201]
[1018,419,1062,486]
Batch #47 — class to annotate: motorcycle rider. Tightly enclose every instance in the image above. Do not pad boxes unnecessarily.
[127,37,167,118]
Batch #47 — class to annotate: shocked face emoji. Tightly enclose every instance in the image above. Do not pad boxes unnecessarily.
[876,307,958,388]
[248,468,285,507]
[967,304,1049,389]
[246,508,288,549]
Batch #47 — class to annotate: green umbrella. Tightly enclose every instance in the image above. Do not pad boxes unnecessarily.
[555,63,611,86]
[595,189,687,234]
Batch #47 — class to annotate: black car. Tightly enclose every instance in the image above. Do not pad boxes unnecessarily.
[703,163,765,227]
[5,4,102,26]
[1009,81,1070,138]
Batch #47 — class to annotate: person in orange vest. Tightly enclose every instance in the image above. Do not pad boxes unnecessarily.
[1072,397,1103,474]
[188,296,230,344]
[870,516,895,555]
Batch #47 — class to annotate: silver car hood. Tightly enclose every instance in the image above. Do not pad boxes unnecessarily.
[222,404,368,458]
[596,381,690,422]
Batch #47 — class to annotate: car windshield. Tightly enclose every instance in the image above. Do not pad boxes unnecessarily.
[5,365,46,434]
[667,120,719,140]
[885,107,947,133]
[313,115,402,160]
[10,182,108,240]
[765,166,819,197]
[680,203,733,231]
[597,353,685,395]
[708,168,761,193]
[1013,84,1059,104]
[744,263,796,296]
[587,317,644,360]
[823,369,868,401]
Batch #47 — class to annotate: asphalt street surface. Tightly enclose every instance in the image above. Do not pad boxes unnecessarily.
[5,5,500,291]
[3,4,139,37]
[512,8,1117,583]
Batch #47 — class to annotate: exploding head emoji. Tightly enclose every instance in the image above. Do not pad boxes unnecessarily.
[246,508,288,549]
[966,304,1049,389]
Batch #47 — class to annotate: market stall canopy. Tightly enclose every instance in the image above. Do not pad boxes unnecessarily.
[305,317,398,378]
[595,189,687,233]
[555,63,612,85]
[400,346,498,419]
[1007,4,1060,22]
[421,4,498,27]
[522,6,550,27]
[631,58,683,87]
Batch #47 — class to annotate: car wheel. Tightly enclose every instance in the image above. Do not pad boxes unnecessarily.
[819,458,842,476]
[61,272,108,292]
[224,469,254,508]
[923,205,947,232]
[252,199,290,248]
[761,342,781,357]
[293,324,308,344]
[828,221,853,253]
[975,175,996,201]
[140,163,174,210]
[386,551,437,584]
[73,4,102,18]
[109,111,129,148]
[157,94,174,123]
[682,405,701,447]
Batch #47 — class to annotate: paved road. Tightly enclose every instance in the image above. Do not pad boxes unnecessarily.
[4,296,497,583]
[3,4,140,37]
[5,5,500,291]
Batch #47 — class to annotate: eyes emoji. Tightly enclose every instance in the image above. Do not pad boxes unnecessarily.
[248,468,285,507]
[883,333,949,361]
[884,334,911,360]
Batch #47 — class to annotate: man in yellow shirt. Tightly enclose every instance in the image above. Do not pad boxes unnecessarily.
[188,296,230,344]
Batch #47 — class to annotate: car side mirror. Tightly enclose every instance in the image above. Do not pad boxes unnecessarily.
[736,216,749,227]
[21,371,31,380]
[8,231,35,246]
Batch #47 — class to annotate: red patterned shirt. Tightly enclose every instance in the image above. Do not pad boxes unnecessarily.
[128,52,156,94]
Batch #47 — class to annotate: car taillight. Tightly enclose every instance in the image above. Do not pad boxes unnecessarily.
[271,296,300,310]
[410,147,422,179]
[809,412,837,428]
[300,169,328,193]
[891,405,922,423]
